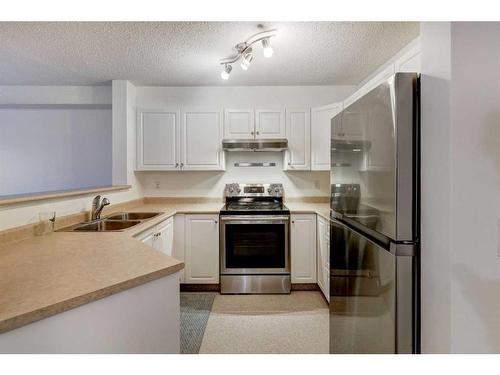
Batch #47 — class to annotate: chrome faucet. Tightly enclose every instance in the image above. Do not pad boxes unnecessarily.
[91,195,110,221]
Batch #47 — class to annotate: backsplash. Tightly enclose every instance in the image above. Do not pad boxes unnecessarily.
[137,152,330,198]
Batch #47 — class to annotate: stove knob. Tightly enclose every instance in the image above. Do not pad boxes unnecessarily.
[236,187,241,193]
[229,187,234,193]
[267,188,272,193]
[274,188,280,194]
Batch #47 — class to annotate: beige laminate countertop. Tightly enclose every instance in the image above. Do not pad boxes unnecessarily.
[0,201,223,334]
[0,200,328,334]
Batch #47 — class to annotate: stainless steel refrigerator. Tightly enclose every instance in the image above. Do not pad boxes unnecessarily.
[329,73,420,354]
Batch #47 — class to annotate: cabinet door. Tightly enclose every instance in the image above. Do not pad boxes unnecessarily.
[290,214,317,283]
[311,103,342,170]
[284,108,311,170]
[224,109,254,139]
[181,109,224,171]
[316,215,327,297]
[136,109,180,170]
[135,227,156,248]
[255,109,285,139]
[173,214,186,283]
[154,217,174,256]
[184,214,219,284]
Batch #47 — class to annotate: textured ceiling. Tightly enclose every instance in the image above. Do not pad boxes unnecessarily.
[0,22,419,86]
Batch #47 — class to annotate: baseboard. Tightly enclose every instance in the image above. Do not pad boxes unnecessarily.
[181,283,322,293]
[291,283,320,291]
[180,284,220,292]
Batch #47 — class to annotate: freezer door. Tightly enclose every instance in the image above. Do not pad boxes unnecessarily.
[329,218,416,354]
[330,73,418,241]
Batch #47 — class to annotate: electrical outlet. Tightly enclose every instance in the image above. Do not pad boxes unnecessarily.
[155,181,160,189]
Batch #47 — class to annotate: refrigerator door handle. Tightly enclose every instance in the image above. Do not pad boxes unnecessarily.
[390,242,417,257]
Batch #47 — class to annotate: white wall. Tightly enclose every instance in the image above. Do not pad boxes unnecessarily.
[135,85,355,198]
[0,108,112,196]
[448,22,500,353]
[421,22,500,353]
[420,22,452,353]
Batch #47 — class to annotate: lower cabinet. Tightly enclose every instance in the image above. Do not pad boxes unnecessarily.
[136,213,220,285]
[135,216,174,256]
[317,215,330,302]
[290,213,317,283]
[184,214,220,284]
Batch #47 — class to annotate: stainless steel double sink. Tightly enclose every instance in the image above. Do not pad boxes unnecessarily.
[59,212,161,232]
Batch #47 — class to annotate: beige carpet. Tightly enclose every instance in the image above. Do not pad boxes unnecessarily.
[199,291,329,354]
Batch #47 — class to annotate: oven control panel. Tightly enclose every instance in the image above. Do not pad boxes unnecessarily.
[224,183,284,198]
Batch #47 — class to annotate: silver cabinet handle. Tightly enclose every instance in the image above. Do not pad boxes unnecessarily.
[175,163,179,168]
[180,162,184,168]
[250,131,254,135]
[256,131,260,135]
[214,220,218,224]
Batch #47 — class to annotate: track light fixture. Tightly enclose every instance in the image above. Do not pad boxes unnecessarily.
[220,64,232,80]
[219,28,276,80]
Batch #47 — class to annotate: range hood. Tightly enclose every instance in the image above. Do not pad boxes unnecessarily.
[222,139,288,152]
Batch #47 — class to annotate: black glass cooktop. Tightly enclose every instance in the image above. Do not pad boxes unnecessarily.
[220,201,290,215]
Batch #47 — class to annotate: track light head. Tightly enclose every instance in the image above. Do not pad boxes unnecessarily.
[240,50,253,71]
[220,64,232,80]
[262,37,274,58]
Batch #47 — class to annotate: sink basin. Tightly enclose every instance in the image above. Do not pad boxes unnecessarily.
[72,220,141,232]
[105,212,160,221]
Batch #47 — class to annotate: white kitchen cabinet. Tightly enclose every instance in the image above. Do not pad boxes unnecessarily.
[173,214,186,283]
[224,109,254,139]
[181,109,224,171]
[137,108,224,171]
[155,217,174,256]
[224,108,285,140]
[290,214,317,283]
[184,214,219,284]
[317,215,330,302]
[255,109,286,139]
[284,108,311,171]
[136,226,156,247]
[134,216,174,256]
[136,109,180,170]
[311,103,343,170]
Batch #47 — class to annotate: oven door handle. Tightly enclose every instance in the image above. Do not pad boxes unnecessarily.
[220,215,290,221]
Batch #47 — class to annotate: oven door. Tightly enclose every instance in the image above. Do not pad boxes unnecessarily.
[220,215,290,275]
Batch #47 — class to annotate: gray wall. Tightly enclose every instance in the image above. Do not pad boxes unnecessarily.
[0,108,112,196]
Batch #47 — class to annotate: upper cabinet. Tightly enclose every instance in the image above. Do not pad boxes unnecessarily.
[181,109,224,171]
[137,109,180,170]
[224,109,255,139]
[224,108,285,139]
[284,108,310,171]
[255,109,286,139]
[311,103,343,170]
[137,108,224,171]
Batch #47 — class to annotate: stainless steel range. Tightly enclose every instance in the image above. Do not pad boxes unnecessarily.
[219,183,291,294]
